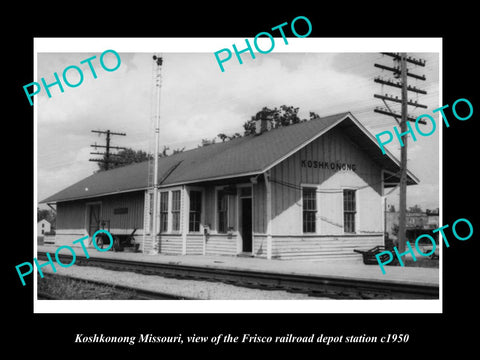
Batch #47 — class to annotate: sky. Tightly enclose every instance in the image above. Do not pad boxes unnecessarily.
[36,39,440,211]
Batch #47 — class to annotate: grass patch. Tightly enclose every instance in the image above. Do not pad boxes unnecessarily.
[38,274,138,300]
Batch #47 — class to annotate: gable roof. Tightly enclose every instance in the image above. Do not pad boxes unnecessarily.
[40,112,418,204]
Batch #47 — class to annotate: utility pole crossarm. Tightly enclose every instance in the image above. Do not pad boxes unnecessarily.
[374,77,427,95]
[91,130,126,136]
[380,52,426,67]
[374,63,426,81]
[374,94,428,109]
[89,129,127,170]
[373,107,426,124]
[90,144,128,150]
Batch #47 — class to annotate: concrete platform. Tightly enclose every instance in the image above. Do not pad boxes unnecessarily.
[36,244,439,287]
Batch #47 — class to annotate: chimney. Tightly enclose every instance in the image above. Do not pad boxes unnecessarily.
[255,115,272,135]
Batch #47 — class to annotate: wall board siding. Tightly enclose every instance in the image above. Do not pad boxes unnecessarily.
[101,192,145,230]
[54,233,86,248]
[253,235,268,258]
[56,202,85,229]
[159,235,183,255]
[186,234,204,255]
[56,191,145,232]
[271,235,383,259]
[253,182,266,234]
[269,127,383,236]
[205,234,237,256]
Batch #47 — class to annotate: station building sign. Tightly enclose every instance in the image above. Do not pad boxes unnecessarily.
[301,160,357,172]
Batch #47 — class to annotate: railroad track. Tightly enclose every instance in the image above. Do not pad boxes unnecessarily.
[37,252,438,299]
[37,273,194,300]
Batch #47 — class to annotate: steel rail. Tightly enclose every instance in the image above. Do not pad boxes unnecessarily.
[37,252,439,299]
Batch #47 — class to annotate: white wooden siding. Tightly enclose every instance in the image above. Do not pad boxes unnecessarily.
[205,234,237,256]
[272,235,383,260]
[186,234,204,255]
[159,234,183,254]
[270,126,383,236]
[253,234,268,258]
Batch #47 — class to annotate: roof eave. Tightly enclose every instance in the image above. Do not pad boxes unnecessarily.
[39,186,149,204]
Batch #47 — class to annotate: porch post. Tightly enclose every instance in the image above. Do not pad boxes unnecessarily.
[202,190,206,256]
[265,171,272,260]
[182,185,188,255]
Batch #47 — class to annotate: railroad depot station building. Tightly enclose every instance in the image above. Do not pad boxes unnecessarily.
[40,112,418,260]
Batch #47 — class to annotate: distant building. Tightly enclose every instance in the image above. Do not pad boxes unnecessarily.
[37,219,51,235]
[385,209,439,243]
[426,208,439,228]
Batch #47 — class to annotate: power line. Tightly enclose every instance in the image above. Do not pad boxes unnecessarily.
[373,53,427,253]
[270,171,401,194]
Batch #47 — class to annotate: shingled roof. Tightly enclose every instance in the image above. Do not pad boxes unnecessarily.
[40,112,419,204]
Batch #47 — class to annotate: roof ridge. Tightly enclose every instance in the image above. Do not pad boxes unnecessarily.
[92,112,353,172]
[41,110,416,205]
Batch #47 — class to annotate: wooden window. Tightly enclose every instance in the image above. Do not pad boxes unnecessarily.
[302,187,317,233]
[217,190,228,233]
[171,190,181,232]
[160,192,169,233]
[343,189,356,233]
[189,190,202,232]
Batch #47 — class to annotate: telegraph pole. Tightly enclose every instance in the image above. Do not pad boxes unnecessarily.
[89,129,127,170]
[398,53,409,254]
[374,53,427,252]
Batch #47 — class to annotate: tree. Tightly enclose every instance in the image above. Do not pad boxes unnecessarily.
[408,204,423,213]
[37,207,56,229]
[95,146,185,172]
[95,148,152,172]
[309,111,320,120]
[172,147,186,155]
[222,105,320,138]
[218,133,241,142]
[242,105,307,136]
[158,145,186,156]
[217,133,228,142]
